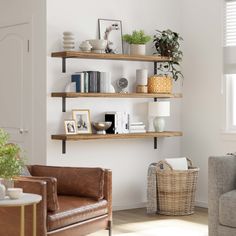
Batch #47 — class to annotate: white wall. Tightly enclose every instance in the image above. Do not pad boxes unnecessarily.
[181,0,230,207]
[0,0,47,165]
[47,0,182,209]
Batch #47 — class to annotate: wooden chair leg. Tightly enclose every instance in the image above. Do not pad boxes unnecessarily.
[108,220,112,236]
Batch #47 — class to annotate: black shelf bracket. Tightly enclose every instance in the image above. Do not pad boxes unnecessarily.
[62,58,66,73]
[62,97,66,112]
[62,140,66,154]
[154,137,157,149]
[154,61,158,74]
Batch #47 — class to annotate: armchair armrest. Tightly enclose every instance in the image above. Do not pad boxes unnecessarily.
[104,169,112,221]
[208,156,236,236]
[14,178,47,236]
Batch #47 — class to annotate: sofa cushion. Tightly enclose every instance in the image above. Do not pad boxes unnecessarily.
[31,165,104,200]
[47,195,108,231]
[219,190,236,227]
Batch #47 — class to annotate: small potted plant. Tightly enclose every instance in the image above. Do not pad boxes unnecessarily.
[123,30,151,55]
[148,29,183,94]
[0,129,24,188]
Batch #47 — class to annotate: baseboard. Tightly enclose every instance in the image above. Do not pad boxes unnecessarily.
[113,202,146,211]
[195,201,208,208]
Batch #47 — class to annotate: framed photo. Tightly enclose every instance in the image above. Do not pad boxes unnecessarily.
[64,120,77,135]
[72,109,92,134]
[98,18,123,54]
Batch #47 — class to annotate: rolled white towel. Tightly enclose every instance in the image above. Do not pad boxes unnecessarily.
[165,157,188,170]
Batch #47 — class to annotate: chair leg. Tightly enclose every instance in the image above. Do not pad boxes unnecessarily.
[108,220,112,236]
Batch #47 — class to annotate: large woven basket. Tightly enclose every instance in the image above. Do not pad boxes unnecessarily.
[156,158,199,216]
[148,75,172,94]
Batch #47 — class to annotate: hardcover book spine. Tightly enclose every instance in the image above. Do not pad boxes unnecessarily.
[71,74,81,92]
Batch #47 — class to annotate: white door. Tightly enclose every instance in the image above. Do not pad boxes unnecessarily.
[0,23,32,158]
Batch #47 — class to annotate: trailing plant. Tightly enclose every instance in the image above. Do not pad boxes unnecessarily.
[123,30,151,44]
[0,129,25,179]
[153,29,183,81]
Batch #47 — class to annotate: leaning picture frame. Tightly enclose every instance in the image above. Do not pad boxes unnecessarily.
[72,109,92,134]
[64,120,77,135]
[98,18,123,54]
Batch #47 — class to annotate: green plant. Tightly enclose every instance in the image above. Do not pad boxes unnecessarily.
[123,30,151,44]
[0,129,24,179]
[153,29,183,81]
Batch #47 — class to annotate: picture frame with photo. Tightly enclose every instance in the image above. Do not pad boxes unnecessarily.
[72,109,92,134]
[98,18,123,54]
[64,120,77,135]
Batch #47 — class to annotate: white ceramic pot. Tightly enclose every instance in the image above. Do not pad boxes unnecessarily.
[130,44,146,55]
[0,184,6,200]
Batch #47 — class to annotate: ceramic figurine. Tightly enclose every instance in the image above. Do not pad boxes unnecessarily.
[79,41,92,52]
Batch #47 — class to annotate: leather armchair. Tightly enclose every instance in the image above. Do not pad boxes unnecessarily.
[0,165,112,236]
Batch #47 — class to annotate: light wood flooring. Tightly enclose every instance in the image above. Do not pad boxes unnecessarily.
[90,207,208,236]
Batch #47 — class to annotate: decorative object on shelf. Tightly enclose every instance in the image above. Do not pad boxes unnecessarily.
[87,39,107,53]
[148,74,172,94]
[64,120,77,135]
[116,78,128,93]
[92,122,112,134]
[136,85,148,93]
[7,188,23,200]
[123,30,151,55]
[72,109,92,134]
[63,31,75,51]
[98,19,123,54]
[65,82,76,92]
[129,122,146,133]
[0,181,6,200]
[0,129,25,188]
[148,101,170,132]
[79,41,92,52]
[136,69,148,93]
[153,29,183,81]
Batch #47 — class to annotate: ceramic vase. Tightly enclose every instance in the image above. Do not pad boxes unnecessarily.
[130,44,146,55]
[0,181,6,200]
[63,32,75,51]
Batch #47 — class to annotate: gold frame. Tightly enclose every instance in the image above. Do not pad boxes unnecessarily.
[72,109,92,134]
[64,119,77,135]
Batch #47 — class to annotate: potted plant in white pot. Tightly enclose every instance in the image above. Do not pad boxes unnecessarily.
[0,129,25,191]
[123,30,151,55]
[148,29,183,94]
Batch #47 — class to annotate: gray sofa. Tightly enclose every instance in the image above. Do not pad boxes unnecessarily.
[208,156,236,236]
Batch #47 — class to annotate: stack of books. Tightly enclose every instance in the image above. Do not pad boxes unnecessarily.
[71,71,111,93]
[105,112,130,134]
[129,122,146,133]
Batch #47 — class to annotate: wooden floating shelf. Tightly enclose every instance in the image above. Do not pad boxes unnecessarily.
[51,131,183,141]
[51,92,182,99]
[51,51,171,62]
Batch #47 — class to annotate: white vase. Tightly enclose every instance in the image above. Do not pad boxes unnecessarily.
[0,183,6,200]
[153,117,165,132]
[130,44,146,55]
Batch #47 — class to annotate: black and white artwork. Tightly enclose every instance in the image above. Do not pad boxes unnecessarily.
[72,110,92,134]
[98,19,123,54]
[64,120,77,135]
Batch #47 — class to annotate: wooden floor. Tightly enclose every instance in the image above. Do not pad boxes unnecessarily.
[90,207,208,236]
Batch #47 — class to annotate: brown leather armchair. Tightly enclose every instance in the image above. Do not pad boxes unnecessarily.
[0,165,112,236]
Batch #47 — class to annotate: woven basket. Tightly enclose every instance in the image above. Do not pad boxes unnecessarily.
[155,158,199,216]
[148,75,172,94]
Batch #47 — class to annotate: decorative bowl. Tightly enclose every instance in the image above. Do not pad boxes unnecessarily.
[87,39,107,50]
[7,188,23,199]
[92,122,112,134]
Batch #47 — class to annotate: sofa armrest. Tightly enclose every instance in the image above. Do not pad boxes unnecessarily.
[208,156,236,236]
[104,169,112,221]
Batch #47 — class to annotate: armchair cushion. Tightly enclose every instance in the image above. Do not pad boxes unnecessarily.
[31,165,105,200]
[47,196,108,231]
[219,190,236,228]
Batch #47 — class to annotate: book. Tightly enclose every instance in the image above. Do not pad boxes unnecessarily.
[71,74,81,92]
[129,130,146,133]
[129,125,146,130]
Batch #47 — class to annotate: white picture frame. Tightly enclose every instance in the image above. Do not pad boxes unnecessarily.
[98,18,123,54]
[64,120,77,135]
